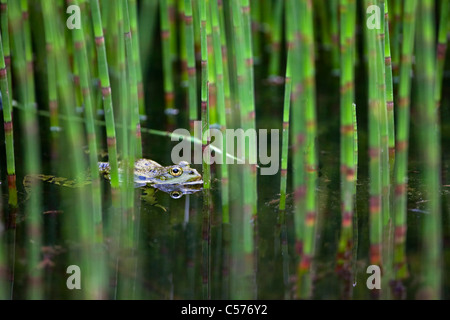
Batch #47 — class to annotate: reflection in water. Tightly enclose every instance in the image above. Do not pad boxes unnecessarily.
[153,181,203,199]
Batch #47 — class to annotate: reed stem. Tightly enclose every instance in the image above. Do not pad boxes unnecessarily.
[10,0,43,300]
[393,0,417,295]
[416,0,442,300]
[336,0,357,292]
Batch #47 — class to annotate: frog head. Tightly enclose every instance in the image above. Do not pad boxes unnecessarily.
[147,161,202,185]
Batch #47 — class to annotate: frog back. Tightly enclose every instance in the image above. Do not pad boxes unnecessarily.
[134,159,165,186]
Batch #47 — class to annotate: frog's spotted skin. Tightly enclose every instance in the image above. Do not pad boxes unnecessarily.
[99,159,202,187]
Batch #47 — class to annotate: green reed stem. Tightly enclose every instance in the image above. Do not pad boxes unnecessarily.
[123,0,142,159]
[298,0,318,299]
[160,0,176,124]
[193,0,201,53]
[0,0,12,98]
[185,0,198,133]
[11,0,42,300]
[393,0,416,288]
[72,0,102,234]
[375,0,391,236]
[199,0,212,300]
[250,0,260,63]
[116,1,140,299]
[377,0,393,299]
[336,0,356,287]
[73,0,108,298]
[434,0,449,109]
[129,0,146,121]
[117,2,130,176]
[279,51,292,213]
[287,0,305,287]
[168,0,178,62]
[228,0,255,299]
[353,103,358,185]
[0,22,14,301]
[200,0,211,190]
[43,3,59,134]
[178,0,188,87]
[0,25,16,207]
[240,0,258,219]
[218,0,232,123]
[316,0,331,51]
[384,1,395,171]
[390,0,402,76]
[365,0,383,294]
[330,0,340,73]
[211,0,230,223]
[90,0,120,193]
[207,0,217,126]
[268,0,283,81]
[121,0,138,223]
[416,0,442,300]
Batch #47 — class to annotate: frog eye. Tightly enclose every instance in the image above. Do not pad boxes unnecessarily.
[169,166,183,176]
[170,191,183,199]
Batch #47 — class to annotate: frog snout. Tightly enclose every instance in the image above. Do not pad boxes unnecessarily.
[189,169,202,180]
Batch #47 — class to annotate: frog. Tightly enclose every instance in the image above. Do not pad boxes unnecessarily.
[23,159,203,203]
[99,159,202,187]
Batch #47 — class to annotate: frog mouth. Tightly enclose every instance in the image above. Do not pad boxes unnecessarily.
[187,175,203,183]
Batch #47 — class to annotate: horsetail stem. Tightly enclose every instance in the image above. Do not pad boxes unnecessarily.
[330,0,340,73]
[206,0,217,127]
[393,0,416,293]
[11,0,42,299]
[123,0,142,159]
[168,0,178,62]
[90,0,120,193]
[72,0,103,235]
[267,0,283,82]
[200,0,211,190]
[377,0,393,299]
[0,23,17,208]
[287,0,306,279]
[160,0,176,125]
[389,0,402,76]
[365,0,383,298]
[416,0,442,300]
[336,0,357,290]
[240,0,258,219]
[218,0,232,123]
[184,0,198,133]
[384,1,395,170]
[0,0,12,98]
[178,0,189,87]
[279,49,291,214]
[71,0,108,298]
[210,0,230,223]
[129,0,146,121]
[297,0,318,299]
[434,0,449,109]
